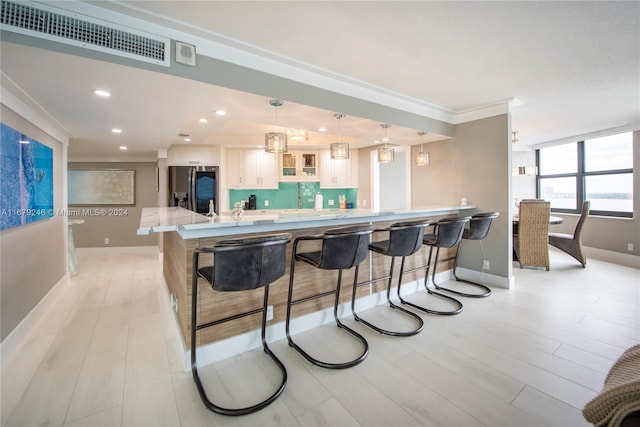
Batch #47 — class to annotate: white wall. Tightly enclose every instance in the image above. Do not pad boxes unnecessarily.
[512,150,537,202]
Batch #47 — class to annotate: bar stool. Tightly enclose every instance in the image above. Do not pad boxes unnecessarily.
[445,212,500,297]
[191,233,291,416]
[398,216,470,315]
[351,219,431,336]
[286,224,374,369]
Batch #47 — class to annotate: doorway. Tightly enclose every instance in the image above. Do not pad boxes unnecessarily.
[372,146,411,211]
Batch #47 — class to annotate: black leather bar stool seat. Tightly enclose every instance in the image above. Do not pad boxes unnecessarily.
[446,212,500,297]
[399,216,470,315]
[191,233,291,416]
[351,219,431,336]
[286,224,374,369]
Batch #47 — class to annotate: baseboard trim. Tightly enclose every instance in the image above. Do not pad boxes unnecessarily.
[583,246,640,269]
[454,268,511,289]
[0,273,69,367]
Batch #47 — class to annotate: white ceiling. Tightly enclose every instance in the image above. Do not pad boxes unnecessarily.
[1,1,638,161]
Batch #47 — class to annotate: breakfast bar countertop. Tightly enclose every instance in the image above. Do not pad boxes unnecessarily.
[138,205,477,239]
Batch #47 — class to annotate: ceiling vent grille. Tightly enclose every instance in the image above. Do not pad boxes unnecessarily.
[1,0,170,66]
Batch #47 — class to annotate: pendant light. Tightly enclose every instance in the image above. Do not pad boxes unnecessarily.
[377,123,394,163]
[415,131,430,166]
[265,99,288,153]
[330,113,349,159]
[286,128,308,142]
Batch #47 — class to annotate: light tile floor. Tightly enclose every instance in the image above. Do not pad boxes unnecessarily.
[2,246,638,426]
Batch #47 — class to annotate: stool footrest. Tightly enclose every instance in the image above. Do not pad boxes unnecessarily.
[289,289,338,306]
[195,306,265,331]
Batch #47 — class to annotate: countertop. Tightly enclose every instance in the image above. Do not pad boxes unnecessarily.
[138,206,477,239]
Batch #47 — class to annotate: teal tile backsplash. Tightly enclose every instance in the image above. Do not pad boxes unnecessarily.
[229,182,357,210]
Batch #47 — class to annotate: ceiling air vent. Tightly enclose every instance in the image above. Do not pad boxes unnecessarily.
[0,0,170,67]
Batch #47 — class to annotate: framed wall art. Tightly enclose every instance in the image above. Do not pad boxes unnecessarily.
[68,169,136,206]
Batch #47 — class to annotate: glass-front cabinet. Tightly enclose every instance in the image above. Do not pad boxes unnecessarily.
[280,151,319,181]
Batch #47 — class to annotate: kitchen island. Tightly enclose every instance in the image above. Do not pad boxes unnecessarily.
[138,206,476,366]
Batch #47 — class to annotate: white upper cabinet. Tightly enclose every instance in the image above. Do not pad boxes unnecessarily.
[225,148,244,188]
[225,148,278,189]
[168,145,219,166]
[320,148,359,188]
[280,151,319,181]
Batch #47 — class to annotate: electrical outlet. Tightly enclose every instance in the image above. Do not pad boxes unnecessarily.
[264,200,269,207]
[328,199,334,206]
[174,297,178,314]
[363,200,367,207]
[628,243,634,251]
[357,200,361,207]
[482,260,490,270]
[266,305,273,321]
[104,237,109,245]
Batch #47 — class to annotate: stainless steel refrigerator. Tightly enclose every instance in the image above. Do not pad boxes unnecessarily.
[168,166,219,215]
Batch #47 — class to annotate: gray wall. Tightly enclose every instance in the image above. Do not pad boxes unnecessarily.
[356,115,511,281]
[0,106,67,341]
[67,162,158,248]
[411,114,512,279]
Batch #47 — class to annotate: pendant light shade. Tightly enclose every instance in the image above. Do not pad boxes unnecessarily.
[415,151,430,166]
[330,113,349,159]
[377,123,394,163]
[265,99,288,153]
[265,131,287,153]
[415,131,430,166]
[286,128,308,142]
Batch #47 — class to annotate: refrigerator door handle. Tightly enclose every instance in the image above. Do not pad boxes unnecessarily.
[189,167,196,212]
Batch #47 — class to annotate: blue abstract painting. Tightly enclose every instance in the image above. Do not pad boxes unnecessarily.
[1,123,54,231]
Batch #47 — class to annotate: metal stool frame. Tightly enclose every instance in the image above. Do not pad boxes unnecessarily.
[351,219,431,336]
[286,225,373,369]
[447,212,500,297]
[399,217,470,316]
[191,233,290,416]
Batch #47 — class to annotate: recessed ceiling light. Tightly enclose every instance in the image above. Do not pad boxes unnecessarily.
[119,146,127,150]
[94,89,111,97]
[199,118,208,123]
[215,110,226,116]
[318,127,327,132]
[184,137,191,142]
[112,128,122,134]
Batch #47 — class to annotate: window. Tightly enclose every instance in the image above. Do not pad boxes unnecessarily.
[537,132,633,217]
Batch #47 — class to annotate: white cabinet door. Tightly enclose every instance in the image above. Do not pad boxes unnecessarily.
[244,149,278,188]
[225,149,244,188]
[225,148,277,189]
[280,151,319,181]
[168,145,219,166]
[320,149,358,188]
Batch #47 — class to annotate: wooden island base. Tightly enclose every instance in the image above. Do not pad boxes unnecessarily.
[137,206,477,367]
[162,217,457,350]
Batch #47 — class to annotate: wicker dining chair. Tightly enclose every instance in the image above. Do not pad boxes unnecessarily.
[549,200,590,268]
[513,200,551,270]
